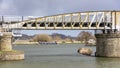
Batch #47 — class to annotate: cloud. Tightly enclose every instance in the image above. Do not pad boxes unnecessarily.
[0,0,17,15]
[47,0,119,13]
[0,0,120,16]
[0,0,3,4]
[12,0,49,16]
[0,0,4,10]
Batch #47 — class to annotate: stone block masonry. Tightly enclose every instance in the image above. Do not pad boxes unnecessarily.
[0,33,12,51]
[0,32,24,60]
[95,33,120,57]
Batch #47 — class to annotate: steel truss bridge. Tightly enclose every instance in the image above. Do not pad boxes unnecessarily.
[0,10,120,31]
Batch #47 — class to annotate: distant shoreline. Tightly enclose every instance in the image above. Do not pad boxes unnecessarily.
[13,41,84,45]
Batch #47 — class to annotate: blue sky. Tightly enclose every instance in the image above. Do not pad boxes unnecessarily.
[0,0,120,36]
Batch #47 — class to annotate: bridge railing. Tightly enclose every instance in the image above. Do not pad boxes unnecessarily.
[0,16,40,22]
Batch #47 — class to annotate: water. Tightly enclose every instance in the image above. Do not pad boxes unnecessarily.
[0,44,120,68]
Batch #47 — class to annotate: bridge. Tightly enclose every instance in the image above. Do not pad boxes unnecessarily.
[0,11,120,31]
[0,10,120,60]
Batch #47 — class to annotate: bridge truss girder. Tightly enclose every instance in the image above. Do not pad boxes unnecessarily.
[1,11,120,30]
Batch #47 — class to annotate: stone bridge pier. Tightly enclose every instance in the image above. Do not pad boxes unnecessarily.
[0,32,24,60]
[95,33,120,57]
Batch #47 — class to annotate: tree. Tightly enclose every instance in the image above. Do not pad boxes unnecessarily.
[77,31,95,44]
[31,34,52,42]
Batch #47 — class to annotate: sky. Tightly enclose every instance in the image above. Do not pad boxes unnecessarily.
[0,0,120,36]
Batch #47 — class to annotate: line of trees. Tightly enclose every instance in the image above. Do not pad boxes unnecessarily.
[29,31,96,44]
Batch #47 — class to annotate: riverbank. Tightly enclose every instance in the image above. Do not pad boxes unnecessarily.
[13,40,95,46]
[13,42,38,45]
[13,40,39,45]
[13,41,83,45]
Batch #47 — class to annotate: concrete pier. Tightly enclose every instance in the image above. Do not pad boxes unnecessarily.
[0,32,24,60]
[95,33,120,57]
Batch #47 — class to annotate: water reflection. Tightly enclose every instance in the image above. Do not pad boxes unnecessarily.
[95,57,120,68]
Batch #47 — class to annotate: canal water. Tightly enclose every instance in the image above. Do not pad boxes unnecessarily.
[0,44,120,68]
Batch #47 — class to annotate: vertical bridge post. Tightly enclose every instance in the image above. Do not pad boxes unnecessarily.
[0,33,12,51]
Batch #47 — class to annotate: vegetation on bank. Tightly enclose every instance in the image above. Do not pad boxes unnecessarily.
[30,34,52,42]
[13,31,96,45]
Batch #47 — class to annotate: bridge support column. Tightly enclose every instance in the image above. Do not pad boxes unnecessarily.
[0,32,24,60]
[95,33,120,57]
[0,33,12,51]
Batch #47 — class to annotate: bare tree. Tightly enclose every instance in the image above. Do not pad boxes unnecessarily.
[32,34,52,42]
[77,31,95,44]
